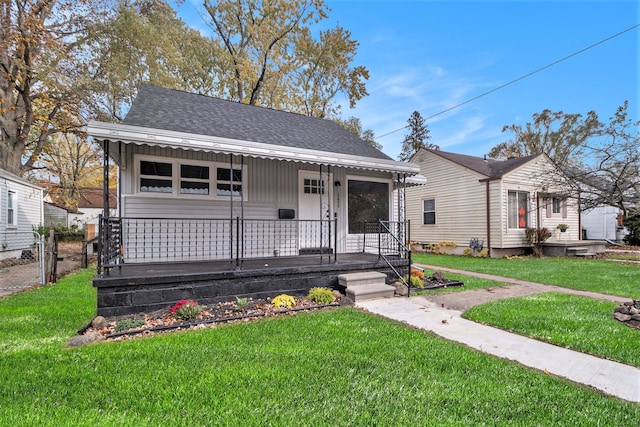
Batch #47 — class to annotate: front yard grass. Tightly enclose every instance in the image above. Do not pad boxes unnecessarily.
[0,269,637,425]
[465,292,640,367]
[413,253,640,298]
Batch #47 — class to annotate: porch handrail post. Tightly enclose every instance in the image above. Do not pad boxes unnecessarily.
[362,221,367,253]
[235,216,240,269]
[333,215,337,263]
[378,221,382,259]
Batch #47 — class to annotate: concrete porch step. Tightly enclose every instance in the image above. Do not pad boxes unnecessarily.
[339,271,395,302]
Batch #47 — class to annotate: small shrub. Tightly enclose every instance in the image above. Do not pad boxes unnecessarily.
[234,296,248,312]
[169,299,202,321]
[474,249,489,258]
[306,287,335,304]
[409,269,425,279]
[271,294,296,308]
[115,318,146,332]
[463,248,473,257]
[403,274,424,288]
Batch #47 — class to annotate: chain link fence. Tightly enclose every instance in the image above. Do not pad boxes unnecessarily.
[0,232,44,297]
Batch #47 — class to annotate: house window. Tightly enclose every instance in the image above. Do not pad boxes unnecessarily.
[7,191,16,226]
[303,178,324,195]
[181,164,210,195]
[423,199,435,225]
[552,197,562,214]
[216,167,243,197]
[508,191,529,229]
[347,179,389,234]
[140,160,173,193]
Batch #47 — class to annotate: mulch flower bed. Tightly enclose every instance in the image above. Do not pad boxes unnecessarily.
[80,296,345,343]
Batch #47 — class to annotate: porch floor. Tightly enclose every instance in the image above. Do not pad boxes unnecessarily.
[93,253,408,317]
[98,252,381,280]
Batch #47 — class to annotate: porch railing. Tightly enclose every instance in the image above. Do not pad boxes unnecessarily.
[98,216,336,275]
[363,220,412,296]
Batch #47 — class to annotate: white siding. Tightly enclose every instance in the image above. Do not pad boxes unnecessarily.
[117,144,397,256]
[0,170,43,258]
[406,151,488,251]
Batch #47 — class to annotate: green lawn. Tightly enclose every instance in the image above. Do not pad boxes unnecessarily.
[413,253,640,298]
[465,292,640,367]
[413,272,508,295]
[0,269,637,425]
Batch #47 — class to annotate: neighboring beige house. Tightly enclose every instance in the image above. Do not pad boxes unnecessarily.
[406,149,584,258]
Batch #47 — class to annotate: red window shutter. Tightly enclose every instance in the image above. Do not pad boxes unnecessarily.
[546,198,552,218]
[562,200,567,218]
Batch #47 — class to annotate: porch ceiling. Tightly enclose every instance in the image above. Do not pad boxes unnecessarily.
[88,120,421,176]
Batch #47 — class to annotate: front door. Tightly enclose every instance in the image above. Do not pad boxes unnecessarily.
[298,170,332,251]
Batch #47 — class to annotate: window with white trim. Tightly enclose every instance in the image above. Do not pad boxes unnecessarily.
[7,190,16,226]
[140,160,173,193]
[552,197,562,214]
[508,191,529,229]
[216,167,243,197]
[136,156,245,199]
[423,199,435,225]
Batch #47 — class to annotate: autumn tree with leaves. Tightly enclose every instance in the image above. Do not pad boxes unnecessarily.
[0,0,110,176]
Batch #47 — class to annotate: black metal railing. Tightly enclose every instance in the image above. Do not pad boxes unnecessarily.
[98,216,336,275]
[363,220,412,296]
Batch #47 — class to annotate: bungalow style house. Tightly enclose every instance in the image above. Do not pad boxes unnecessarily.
[87,85,423,316]
[406,148,604,258]
[0,168,44,261]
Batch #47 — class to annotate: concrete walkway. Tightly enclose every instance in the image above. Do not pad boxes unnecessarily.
[356,267,640,403]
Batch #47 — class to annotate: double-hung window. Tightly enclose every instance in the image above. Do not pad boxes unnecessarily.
[140,160,173,193]
[508,191,529,229]
[216,167,243,197]
[552,197,562,214]
[137,156,245,198]
[7,191,16,226]
[423,199,435,225]
[181,164,210,195]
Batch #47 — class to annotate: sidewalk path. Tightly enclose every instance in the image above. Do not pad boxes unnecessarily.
[356,267,640,403]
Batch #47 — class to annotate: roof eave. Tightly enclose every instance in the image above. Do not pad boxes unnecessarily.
[88,120,420,176]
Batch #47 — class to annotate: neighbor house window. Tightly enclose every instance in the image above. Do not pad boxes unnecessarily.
[423,199,435,225]
[140,160,173,193]
[7,191,16,226]
[347,179,389,234]
[552,197,562,214]
[216,167,243,197]
[508,191,529,229]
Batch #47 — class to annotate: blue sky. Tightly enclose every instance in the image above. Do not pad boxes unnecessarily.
[178,1,638,160]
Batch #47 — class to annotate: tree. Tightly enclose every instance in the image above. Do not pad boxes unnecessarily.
[202,0,368,116]
[398,111,435,161]
[576,101,639,217]
[0,0,110,176]
[87,0,218,122]
[495,103,638,217]
[489,109,600,167]
[38,134,104,209]
[334,116,382,150]
[294,26,369,118]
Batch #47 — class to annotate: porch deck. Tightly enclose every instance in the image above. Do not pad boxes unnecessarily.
[93,252,408,317]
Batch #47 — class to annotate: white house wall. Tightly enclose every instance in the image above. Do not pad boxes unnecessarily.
[406,151,488,251]
[116,143,397,259]
[498,157,580,248]
[0,172,43,259]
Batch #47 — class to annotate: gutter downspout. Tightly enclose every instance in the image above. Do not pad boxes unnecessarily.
[485,180,491,257]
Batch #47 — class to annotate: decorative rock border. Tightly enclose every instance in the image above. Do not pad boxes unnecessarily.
[613,300,640,329]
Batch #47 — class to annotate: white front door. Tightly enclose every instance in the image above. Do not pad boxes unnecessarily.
[298,170,332,250]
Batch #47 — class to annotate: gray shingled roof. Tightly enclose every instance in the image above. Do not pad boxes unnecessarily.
[424,149,540,178]
[123,85,392,161]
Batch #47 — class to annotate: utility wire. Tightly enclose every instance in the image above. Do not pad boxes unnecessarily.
[376,24,640,140]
